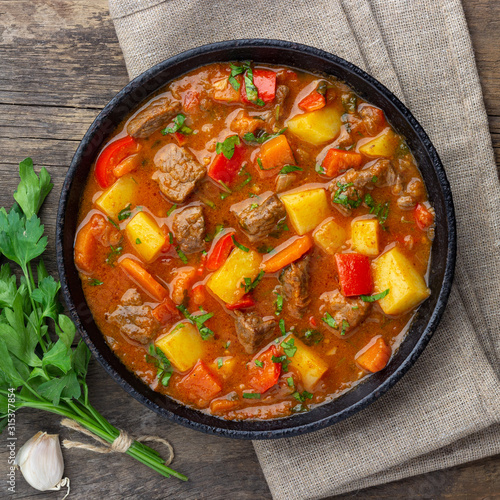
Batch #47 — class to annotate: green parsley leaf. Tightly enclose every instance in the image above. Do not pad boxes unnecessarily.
[279,165,303,175]
[243,392,261,399]
[302,329,323,345]
[256,157,264,170]
[168,231,174,244]
[255,360,264,368]
[242,61,265,106]
[118,204,132,221]
[364,194,390,228]
[105,245,123,267]
[315,163,326,175]
[271,354,290,371]
[341,93,357,113]
[281,338,297,357]
[161,113,193,135]
[217,358,224,369]
[360,288,390,302]
[107,217,119,229]
[332,182,362,209]
[340,319,349,336]
[228,63,245,90]
[176,246,188,264]
[258,245,274,254]
[243,128,287,145]
[274,292,283,315]
[177,304,214,340]
[322,312,338,329]
[216,135,240,160]
[293,390,313,402]
[250,203,258,210]
[287,377,294,388]
[135,238,142,245]
[167,204,177,216]
[88,278,103,286]
[279,318,286,336]
[231,235,249,252]
[241,270,264,293]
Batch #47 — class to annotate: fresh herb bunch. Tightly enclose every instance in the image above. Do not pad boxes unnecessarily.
[0,159,187,481]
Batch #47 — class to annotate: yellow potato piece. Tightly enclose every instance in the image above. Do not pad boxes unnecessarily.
[313,217,347,254]
[155,322,204,372]
[351,218,379,257]
[280,188,330,235]
[125,212,166,263]
[358,127,400,157]
[287,335,329,392]
[286,106,343,145]
[95,176,137,219]
[207,247,262,305]
[372,247,430,315]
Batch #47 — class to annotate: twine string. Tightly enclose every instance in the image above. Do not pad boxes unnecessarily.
[60,418,174,465]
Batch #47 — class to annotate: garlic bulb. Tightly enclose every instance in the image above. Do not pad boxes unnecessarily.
[15,431,69,496]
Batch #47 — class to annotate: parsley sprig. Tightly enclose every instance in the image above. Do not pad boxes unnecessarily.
[364,194,390,229]
[161,113,193,135]
[177,304,214,340]
[0,158,187,481]
[146,345,173,386]
[216,135,241,160]
[332,182,362,209]
[243,128,287,145]
[361,288,390,302]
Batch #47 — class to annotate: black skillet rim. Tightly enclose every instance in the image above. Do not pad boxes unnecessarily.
[56,39,456,440]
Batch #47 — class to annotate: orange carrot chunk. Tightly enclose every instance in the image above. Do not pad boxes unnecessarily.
[356,337,392,373]
[74,222,97,273]
[322,148,363,177]
[262,235,313,273]
[256,135,295,179]
[178,361,222,408]
[119,257,168,302]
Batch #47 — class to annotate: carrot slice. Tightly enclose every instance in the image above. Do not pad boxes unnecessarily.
[322,149,363,177]
[119,257,168,301]
[356,337,392,373]
[210,398,239,415]
[256,135,295,179]
[112,154,139,178]
[262,235,313,273]
[74,222,96,273]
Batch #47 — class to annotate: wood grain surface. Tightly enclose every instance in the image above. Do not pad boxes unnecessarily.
[0,1,499,498]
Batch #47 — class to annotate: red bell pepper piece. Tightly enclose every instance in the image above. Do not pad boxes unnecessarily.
[152,297,179,324]
[178,361,222,407]
[248,345,281,393]
[298,91,326,112]
[206,232,235,271]
[173,131,187,146]
[335,253,373,297]
[225,294,256,310]
[208,143,246,185]
[94,135,139,188]
[322,148,364,177]
[241,69,277,104]
[414,203,434,230]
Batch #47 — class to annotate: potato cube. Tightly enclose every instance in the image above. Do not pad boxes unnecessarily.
[351,218,379,256]
[125,212,166,263]
[358,127,400,157]
[313,217,347,254]
[287,335,329,392]
[207,247,262,305]
[280,188,330,235]
[95,176,137,219]
[286,106,343,145]
[372,247,430,315]
[210,356,238,380]
[155,322,204,372]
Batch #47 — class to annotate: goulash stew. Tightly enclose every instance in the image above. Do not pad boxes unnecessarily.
[75,62,434,420]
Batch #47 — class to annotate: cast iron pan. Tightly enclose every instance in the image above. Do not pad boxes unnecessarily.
[56,39,456,439]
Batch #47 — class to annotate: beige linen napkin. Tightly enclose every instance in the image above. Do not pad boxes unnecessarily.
[108,0,500,497]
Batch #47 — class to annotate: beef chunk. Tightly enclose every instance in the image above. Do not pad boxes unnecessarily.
[234,311,276,354]
[274,85,290,120]
[279,254,311,319]
[127,97,182,138]
[153,144,206,203]
[232,194,286,242]
[106,289,158,344]
[230,109,263,135]
[320,289,371,334]
[172,206,205,254]
[329,159,397,216]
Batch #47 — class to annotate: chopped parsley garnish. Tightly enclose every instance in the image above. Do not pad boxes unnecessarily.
[315,163,326,175]
[271,354,290,371]
[200,196,217,208]
[255,360,264,368]
[281,338,297,357]
[107,217,119,229]
[105,245,123,267]
[270,219,289,238]
[167,204,177,216]
[118,204,132,221]
[243,128,287,144]
[171,323,185,332]
[274,292,283,315]
[176,246,188,264]
[332,182,362,209]
[293,390,313,403]
[242,61,265,106]
[224,341,231,349]
[236,169,252,190]
[322,312,338,329]
[303,329,323,345]
[352,305,359,310]
[228,63,245,90]
[88,278,103,286]
[176,304,214,340]
[232,235,249,252]
[279,318,286,336]
[217,358,224,369]
[258,244,274,254]
[360,288,390,302]
[287,377,295,388]
[341,320,350,336]
[218,180,232,193]
[161,113,193,135]
[372,175,378,183]
[243,392,261,399]
[216,135,241,160]
[146,345,173,387]
[257,157,264,170]
[205,224,225,242]
[364,193,390,228]
[250,203,258,210]
[279,165,303,175]
[168,231,174,244]
[395,140,410,158]
[241,270,264,293]
[136,238,142,245]
[341,93,357,113]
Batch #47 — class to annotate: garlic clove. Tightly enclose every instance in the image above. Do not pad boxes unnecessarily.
[15,431,65,492]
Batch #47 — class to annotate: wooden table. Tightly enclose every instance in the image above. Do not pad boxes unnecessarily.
[0,1,499,498]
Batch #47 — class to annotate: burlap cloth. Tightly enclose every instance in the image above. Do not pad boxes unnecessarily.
[108,1,500,497]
